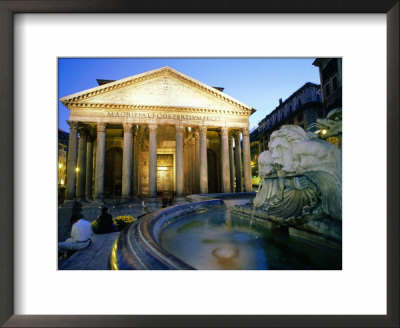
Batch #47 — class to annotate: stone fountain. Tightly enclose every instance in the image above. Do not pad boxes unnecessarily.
[233,125,342,248]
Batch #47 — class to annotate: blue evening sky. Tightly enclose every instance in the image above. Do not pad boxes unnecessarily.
[58,58,320,132]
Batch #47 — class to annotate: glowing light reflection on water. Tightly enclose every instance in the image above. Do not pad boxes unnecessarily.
[159,199,341,270]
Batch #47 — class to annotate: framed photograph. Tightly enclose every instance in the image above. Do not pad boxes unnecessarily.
[1,1,398,327]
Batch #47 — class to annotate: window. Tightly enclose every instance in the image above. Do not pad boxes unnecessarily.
[298,99,302,107]
[321,59,338,82]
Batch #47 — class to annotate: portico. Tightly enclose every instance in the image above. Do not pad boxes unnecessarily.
[60,66,255,201]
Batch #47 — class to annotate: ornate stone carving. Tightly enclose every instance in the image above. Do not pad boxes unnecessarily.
[242,127,249,137]
[194,128,200,140]
[199,126,207,135]
[175,125,184,135]
[78,124,89,135]
[67,121,79,129]
[234,130,241,140]
[220,127,228,137]
[97,122,107,133]
[132,125,138,137]
[255,125,342,221]
[148,124,157,134]
[123,123,132,133]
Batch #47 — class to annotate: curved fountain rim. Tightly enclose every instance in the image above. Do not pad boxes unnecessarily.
[113,198,229,270]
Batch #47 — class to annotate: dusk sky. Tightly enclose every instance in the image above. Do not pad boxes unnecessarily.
[58,58,320,132]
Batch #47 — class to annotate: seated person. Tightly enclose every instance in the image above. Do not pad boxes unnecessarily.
[96,207,117,234]
[58,215,93,255]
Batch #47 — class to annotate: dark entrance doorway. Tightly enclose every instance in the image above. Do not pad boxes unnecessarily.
[104,147,122,198]
[207,148,218,193]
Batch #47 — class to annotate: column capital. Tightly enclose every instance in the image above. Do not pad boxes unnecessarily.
[194,129,200,140]
[97,122,107,133]
[220,127,229,137]
[78,125,89,135]
[136,126,144,139]
[148,124,157,134]
[175,125,185,135]
[67,121,79,129]
[242,127,250,137]
[234,130,242,140]
[199,126,207,135]
[123,123,132,133]
[132,125,138,137]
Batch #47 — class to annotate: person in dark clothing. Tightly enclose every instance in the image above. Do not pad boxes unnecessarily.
[97,207,117,234]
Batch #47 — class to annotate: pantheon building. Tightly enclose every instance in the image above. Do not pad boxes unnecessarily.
[60,66,255,201]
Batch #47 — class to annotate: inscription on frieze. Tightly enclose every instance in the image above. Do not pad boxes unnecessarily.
[106,111,220,122]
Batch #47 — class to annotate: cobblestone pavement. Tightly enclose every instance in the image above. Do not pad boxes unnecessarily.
[58,232,119,270]
[58,197,188,270]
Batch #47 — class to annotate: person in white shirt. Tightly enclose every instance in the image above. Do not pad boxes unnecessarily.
[58,215,93,254]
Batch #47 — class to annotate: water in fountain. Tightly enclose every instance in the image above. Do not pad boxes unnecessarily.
[159,198,341,270]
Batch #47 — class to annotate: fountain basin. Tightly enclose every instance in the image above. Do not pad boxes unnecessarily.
[110,194,341,270]
[110,199,225,270]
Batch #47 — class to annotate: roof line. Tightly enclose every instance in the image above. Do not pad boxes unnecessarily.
[59,66,253,112]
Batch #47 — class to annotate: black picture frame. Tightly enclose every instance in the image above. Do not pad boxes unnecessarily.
[0,1,398,327]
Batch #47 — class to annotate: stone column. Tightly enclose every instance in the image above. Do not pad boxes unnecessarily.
[183,138,187,194]
[220,127,231,193]
[136,127,143,197]
[234,131,243,192]
[175,125,184,197]
[85,134,94,200]
[199,126,208,194]
[242,128,252,192]
[122,123,133,200]
[194,129,200,194]
[65,121,79,200]
[132,126,138,198]
[76,127,88,201]
[148,124,157,198]
[229,136,235,192]
[190,137,196,194]
[94,122,106,200]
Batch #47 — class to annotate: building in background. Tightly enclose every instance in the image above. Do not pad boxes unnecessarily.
[249,82,323,185]
[312,58,342,113]
[313,58,342,148]
[253,82,322,149]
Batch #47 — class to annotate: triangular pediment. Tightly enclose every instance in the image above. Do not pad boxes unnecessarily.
[60,67,254,114]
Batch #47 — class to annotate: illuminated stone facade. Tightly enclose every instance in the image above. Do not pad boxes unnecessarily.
[60,66,255,200]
